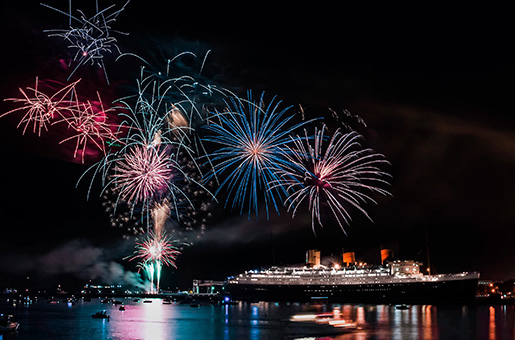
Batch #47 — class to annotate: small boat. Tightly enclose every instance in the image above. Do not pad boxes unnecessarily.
[0,314,19,333]
[396,304,410,310]
[92,311,110,320]
[112,300,123,305]
[143,300,152,303]
[290,312,357,336]
[133,298,140,302]
[221,300,238,305]
[162,298,172,304]
[119,305,125,311]
[190,300,201,308]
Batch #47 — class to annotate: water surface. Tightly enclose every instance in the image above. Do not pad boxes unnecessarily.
[1,298,513,339]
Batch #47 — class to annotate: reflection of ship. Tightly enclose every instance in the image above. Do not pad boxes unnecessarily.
[226,249,479,303]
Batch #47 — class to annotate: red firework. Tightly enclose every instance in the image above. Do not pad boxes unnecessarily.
[2,77,80,136]
[57,91,120,163]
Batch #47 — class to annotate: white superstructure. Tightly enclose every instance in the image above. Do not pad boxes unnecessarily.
[228,261,479,286]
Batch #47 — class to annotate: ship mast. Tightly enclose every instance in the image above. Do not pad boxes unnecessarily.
[425,226,433,275]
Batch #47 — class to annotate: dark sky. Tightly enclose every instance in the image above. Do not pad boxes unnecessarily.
[0,2,514,291]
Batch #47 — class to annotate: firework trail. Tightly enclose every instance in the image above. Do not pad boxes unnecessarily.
[1,77,80,136]
[152,199,170,236]
[41,0,130,84]
[202,92,314,218]
[276,125,391,233]
[129,230,181,293]
[121,50,233,123]
[117,51,232,125]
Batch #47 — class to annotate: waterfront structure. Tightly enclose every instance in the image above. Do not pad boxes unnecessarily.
[192,280,224,295]
[226,250,479,303]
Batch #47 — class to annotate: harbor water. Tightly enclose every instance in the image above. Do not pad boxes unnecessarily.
[1,298,515,339]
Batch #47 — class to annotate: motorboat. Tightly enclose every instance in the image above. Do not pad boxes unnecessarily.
[291,311,358,334]
[92,311,110,320]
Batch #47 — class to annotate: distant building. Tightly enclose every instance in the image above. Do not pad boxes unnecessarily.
[477,279,495,298]
[498,279,515,297]
[81,284,125,295]
[192,280,224,295]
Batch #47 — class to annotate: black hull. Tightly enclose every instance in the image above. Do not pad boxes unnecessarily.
[226,278,479,304]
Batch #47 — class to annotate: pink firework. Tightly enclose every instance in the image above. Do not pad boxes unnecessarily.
[113,144,175,206]
[128,230,181,293]
[2,77,80,136]
[130,231,181,268]
[57,91,120,163]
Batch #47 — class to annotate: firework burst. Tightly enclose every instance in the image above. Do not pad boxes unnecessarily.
[41,0,130,84]
[56,91,119,163]
[81,71,213,232]
[130,231,181,267]
[129,230,182,293]
[2,77,80,136]
[203,92,313,218]
[112,143,175,206]
[277,125,391,233]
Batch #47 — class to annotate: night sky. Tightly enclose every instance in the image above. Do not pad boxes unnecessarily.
[0,2,513,291]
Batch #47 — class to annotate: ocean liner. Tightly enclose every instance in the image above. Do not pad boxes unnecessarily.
[225,250,479,303]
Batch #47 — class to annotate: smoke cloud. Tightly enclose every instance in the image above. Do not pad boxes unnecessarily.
[1,239,149,289]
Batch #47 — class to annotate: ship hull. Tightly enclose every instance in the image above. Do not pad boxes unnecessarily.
[226,277,479,304]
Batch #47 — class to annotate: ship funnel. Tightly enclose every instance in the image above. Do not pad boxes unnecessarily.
[381,249,391,265]
[343,252,356,267]
[306,249,321,268]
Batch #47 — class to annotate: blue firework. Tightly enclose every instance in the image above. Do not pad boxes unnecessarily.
[202,92,313,218]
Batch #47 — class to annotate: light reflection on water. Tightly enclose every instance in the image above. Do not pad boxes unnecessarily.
[2,298,515,339]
